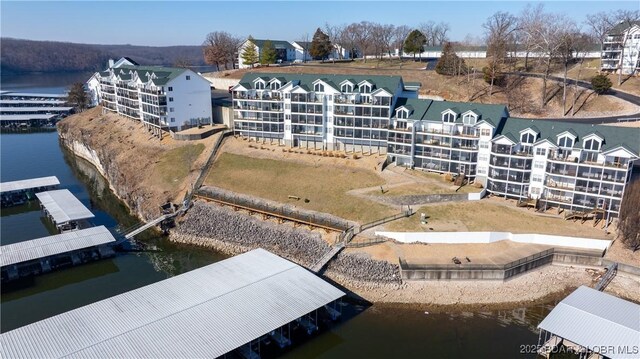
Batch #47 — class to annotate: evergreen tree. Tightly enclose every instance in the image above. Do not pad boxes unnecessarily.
[309,28,332,60]
[591,74,612,95]
[260,40,277,65]
[67,82,89,111]
[241,36,259,68]
[435,42,467,76]
[403,29,426,59]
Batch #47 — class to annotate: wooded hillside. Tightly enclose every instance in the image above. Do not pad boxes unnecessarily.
[1,38,206,73]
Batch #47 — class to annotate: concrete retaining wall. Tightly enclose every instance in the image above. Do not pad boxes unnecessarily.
[376,231,611,252]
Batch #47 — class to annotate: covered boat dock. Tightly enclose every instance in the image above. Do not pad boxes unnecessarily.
[0,225,117,282]
[0,176,60,207]
[36,189,95,232]
[0,248,345,358]
[537,286,640,359]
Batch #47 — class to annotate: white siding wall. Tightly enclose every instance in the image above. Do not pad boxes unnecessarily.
[166,70,212,131]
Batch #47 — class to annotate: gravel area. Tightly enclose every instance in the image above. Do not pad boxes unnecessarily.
[173,201,330,267]
[326,251,400,284]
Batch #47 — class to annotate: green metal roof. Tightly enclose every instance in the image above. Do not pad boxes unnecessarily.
[115,65,187,84]
[393,98,433,121]
[497,118,640,155]
[248,39,295,50]
[238,72,405,94]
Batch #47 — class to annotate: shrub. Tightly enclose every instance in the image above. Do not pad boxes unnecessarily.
[591,74,612,95]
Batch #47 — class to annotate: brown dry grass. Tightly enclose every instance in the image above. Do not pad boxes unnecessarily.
[58,107,216,219]
[383,200,612,239]
[204,152,393,222]
[561,58,640,97]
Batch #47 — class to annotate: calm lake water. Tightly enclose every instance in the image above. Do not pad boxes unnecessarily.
[0,73,550,358]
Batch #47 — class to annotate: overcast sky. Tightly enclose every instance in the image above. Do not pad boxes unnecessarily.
[1,1,638,46]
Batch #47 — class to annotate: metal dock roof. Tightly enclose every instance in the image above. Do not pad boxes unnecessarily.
[1,248,345,358]
[0,226,116,267]
[538,286,640,359]
[0,106,73,113]
[0,91,67,98]
[0,176,60,193]
[0,114,57,121]
[0,99,67,105]
[35,189,95,223]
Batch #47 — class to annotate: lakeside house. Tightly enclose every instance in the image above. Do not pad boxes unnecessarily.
[238,39,351,68]
[87,58,212,132]
[230,72,639,219]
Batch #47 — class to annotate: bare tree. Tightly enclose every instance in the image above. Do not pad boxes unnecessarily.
[434,22,450,45]
[518,3,545,71]
[350,21,374,63]
[555,22,580,115]
[571,33,593,116]
[618,179,640,251]
[483,11,518,97]
[203,31,243,70]
[585,11,615,53]
[419,21,436,46]
[613,10,640,85]
[393,25,411,59]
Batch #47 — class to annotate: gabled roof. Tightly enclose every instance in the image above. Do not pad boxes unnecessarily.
[520,125,540,134]
[115,65,187,85]
[498,118,640,155]
[237,73,404,94]
[442,107,460,114]
[583,131,605,141]
[494,132,517,144]
[607,20,640,35]
[462,109,482,118]
[392,98,433,121]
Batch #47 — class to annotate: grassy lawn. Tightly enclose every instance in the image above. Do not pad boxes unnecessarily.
[385,201,610,239]
[205,152,393,222]
[151,143,204,190]
[367,182,479,196]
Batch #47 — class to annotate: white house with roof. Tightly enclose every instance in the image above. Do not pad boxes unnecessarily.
[601,21,640,74]
[89,59,212,133]
[238,39,297,68]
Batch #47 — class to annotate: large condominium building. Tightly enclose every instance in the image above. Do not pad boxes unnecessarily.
[88,59,212,132]
[231,72,640,218]
[601,21,640,74]
[231,73,421,151]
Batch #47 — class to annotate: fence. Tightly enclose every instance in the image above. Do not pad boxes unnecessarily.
[196,186,351,232]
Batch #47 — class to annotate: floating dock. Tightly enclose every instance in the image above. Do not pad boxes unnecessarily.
[36,189,95,232]
[0,176,60,207]
[0,248,345,358]
[0,176,60,194]
[0,226,116,282]
[0,91,71,129]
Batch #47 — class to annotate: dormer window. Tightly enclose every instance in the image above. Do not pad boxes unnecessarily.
[314,83,324,92]
[397,109,408,119]
[463,114,477,125]
[270,82,281,90]
[521,133,535,144]
[558,136,573,148]
[443,112,456,123]
[584,138,601,151]
[341,84,353,92]
[255,82,265,90]
[360,84,371,93]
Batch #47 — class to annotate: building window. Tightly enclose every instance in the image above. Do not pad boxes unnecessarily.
[285,104,290,109]
[535,148,546,156]
[534,160,545,169]
[397,109,408,119]
[186,75,191,80]
[169,97,174,102]
[285,114,290,120]
[532,174,543,182]
[479,141,489,149]
[360,84,371,93]
[341,84,353,92]
[584,138,601,151]
[558,136,573,148]
[170,108,174,112]
[327,95,332,100]
[328,106,333,111]
[463,114,476,125]
[314,83,324,92]
[270,82,281,90]
[256,82,265,90]
[396,120,407,129]
[285,93,291,99]
[168,86,173,91]
[479,154,489,162]
[443,112,455,123]
[171,118,175,122]
[477,167,487,175]
[521,132,535,144]
[481,128,491,136]
[531,187,541,195]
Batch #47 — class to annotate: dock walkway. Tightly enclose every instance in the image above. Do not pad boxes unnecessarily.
[0,176,59,194]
